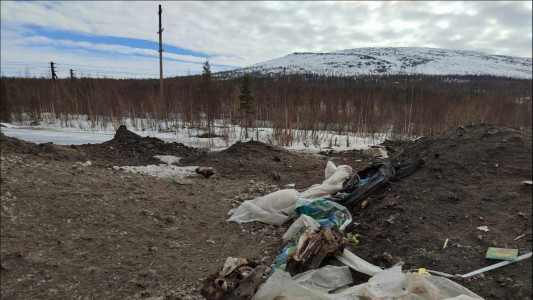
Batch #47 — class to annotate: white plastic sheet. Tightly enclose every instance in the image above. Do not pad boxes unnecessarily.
[340,266,408,298]
[339,266,483,300]
[228,161,351,225]
[325,160,337,179]
[336,249,383,276]
[292,265,353,293]
[227,189,299,225]
[282,214,320,241]
[252,269,334,300]
[299,164,352,200]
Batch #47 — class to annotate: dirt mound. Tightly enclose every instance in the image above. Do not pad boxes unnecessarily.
[0,132,88,161]
[346,124,532,298]
[76,125,200,166]
[179,140,326,187]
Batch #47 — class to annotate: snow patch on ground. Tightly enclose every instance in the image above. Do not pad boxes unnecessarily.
[114,164,198,178]
[113,155,197,178]
[1,115,386,151]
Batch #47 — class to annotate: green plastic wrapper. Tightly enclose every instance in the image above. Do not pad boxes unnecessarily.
[485,247,518,261]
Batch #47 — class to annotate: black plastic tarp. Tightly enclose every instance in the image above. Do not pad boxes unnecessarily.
[325,159,424,209]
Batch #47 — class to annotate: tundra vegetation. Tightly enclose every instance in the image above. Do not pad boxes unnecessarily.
[1,72,531,146]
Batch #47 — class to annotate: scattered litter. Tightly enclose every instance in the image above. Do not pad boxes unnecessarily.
[293,198,352,230]
[201,257,270,300]
[252,269,332,300]
[211,150,524,299]
[518,211,526,217]
[336,249,383,276]
[325,159,424,209]
[460,252,532,278]
[206,240,215,244]
[476,226,489,232]
[227,189,299,225]
[76,161,92,166]
[282,215,320,241]
[292,265,353,294]
[338,265,481,299]
[514,234,525,241]
[256,265,479,299]
[523,180,532,185]
[324,160,337,179]
[285,226,346,276]
[196,166,214,178]
[418,268,431,276]
[360,199,369,208]
[485,247,518,261]
[222,257,249,276]
[346,233,359,245]
[299,163,352,200]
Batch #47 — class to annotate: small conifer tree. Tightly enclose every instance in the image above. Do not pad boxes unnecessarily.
[196,60,214,135]
[239,75,254,121]
[238,74,255,138]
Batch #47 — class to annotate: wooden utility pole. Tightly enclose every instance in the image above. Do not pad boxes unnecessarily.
[50,62,58,82]
[158,4,164,103]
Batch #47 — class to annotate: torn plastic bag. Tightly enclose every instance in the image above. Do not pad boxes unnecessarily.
[273,241,297,272]
[326,159,424,209]
[326,163,396,209]
[252,269,350,300]
[340,265,407,298]
[339,266,482,300]
[282,214,320,241]
[336,249,383,276]
[421,275,483,299]
[324,160,337,179]
[299,164,352,200]
[292,265,353,294]
[293,198,352,231]
[227,189,299,225]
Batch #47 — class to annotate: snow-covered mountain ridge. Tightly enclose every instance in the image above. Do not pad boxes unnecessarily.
[224,47,532,79]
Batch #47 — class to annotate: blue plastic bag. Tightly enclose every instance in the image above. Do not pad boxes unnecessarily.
[293,198,352,231]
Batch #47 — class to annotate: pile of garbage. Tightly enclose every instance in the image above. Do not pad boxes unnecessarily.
[198,159,531,299]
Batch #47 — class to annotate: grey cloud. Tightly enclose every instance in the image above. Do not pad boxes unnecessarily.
[1,0,531,73]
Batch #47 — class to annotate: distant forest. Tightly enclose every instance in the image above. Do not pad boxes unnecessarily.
[1,73,531,140]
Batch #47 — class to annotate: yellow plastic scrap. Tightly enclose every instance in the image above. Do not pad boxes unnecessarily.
[418,268,431,276]
[347,233,359,245]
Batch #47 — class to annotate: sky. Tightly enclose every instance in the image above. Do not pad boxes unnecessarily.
[1,1,532,79]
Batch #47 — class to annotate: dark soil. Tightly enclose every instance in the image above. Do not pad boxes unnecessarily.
[1,124,531,299]
[76,125,200,167]
[179,140,326,187]
[345,124,533,299]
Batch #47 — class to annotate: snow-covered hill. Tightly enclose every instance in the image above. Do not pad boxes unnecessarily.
[222,47,532,79]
